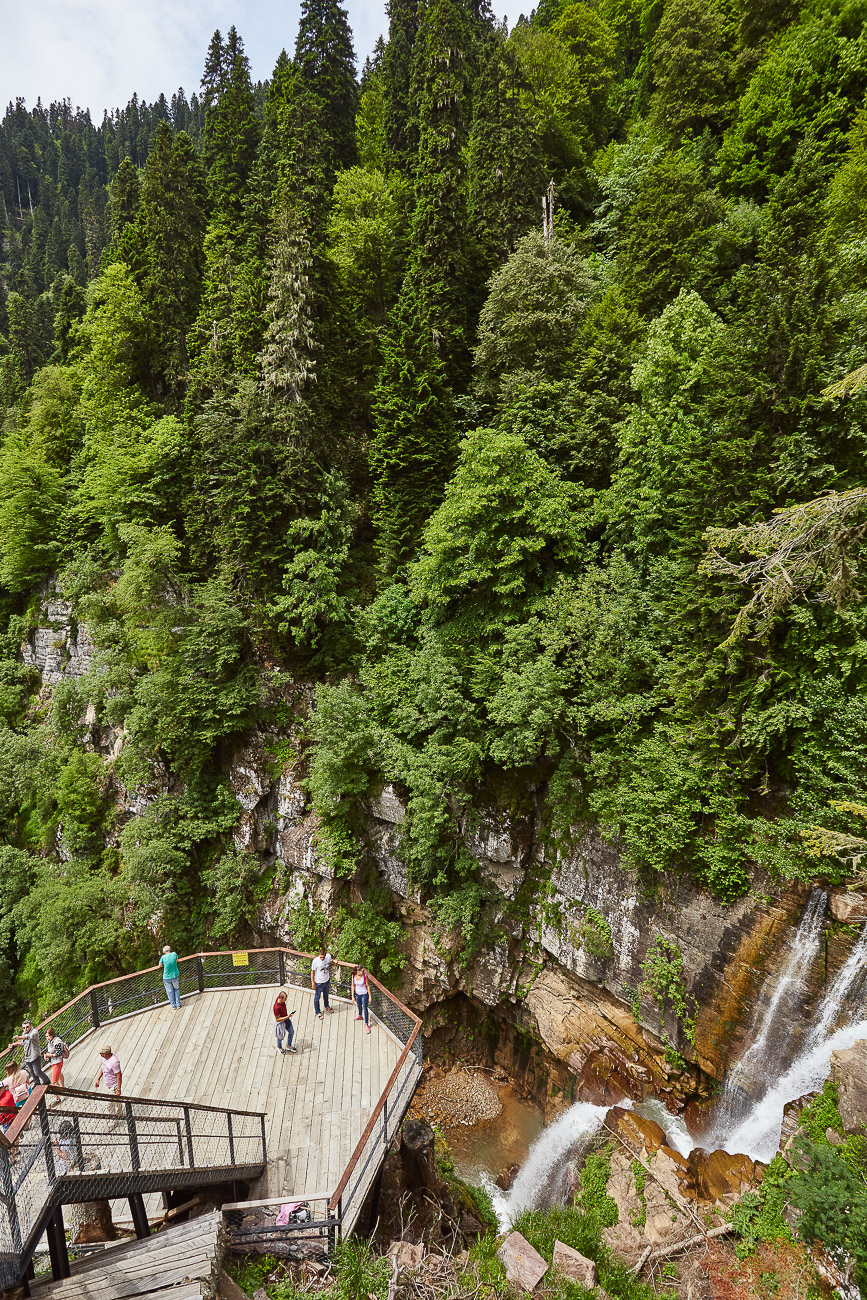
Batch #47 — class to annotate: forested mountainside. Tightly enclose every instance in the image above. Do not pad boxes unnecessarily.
[2,0,867,1017]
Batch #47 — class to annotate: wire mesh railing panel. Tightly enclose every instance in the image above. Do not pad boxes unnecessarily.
[199,951,282,991]
[93,968,166,1025]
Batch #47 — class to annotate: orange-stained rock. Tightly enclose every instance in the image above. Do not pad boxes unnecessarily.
[681,1148,764,1203]
[605,1107,667,1157]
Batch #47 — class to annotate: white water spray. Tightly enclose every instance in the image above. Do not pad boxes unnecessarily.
[490,1100,617,1227]
[721,1017,867,1161]
[708,889,827,1142]
[807,921,867,1048]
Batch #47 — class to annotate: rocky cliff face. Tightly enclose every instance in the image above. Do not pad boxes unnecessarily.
[21,595,862,1116]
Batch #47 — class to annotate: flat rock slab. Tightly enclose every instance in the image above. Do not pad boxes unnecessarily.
[388,1240,424,1269]
[553,1240,598,1287]
[831,1039,867,1134]
[497,1231,549,1291]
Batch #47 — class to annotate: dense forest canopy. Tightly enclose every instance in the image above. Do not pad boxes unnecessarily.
[2,0,867,1018]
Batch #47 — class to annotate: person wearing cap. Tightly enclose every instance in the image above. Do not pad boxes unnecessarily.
[93,1046,122,1096]
[12,1020,50,1087]
[158,945,181,1009]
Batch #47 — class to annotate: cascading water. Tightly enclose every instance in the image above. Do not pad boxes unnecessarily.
[806,919,867,1048]
[489,1100,618,1227]
[721,1017,867,1161]
[707,888,827,1143]
[715,914,867,1160]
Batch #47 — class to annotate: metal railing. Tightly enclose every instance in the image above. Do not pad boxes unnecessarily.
[0,1084,266,1290]
[0,948,424,1259]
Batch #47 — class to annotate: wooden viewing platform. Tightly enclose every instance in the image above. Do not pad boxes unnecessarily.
[0,949,422,1280]
[59,985,405,1211]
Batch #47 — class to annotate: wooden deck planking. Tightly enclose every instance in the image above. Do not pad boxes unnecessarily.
[61,986,410,1205]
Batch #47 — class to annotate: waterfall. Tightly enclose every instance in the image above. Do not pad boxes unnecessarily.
[489,1100,615,1227]
[806,920,867,1048]
[720,1017,867,1162]
[713,913,867,1160]
[708,888,827,1142]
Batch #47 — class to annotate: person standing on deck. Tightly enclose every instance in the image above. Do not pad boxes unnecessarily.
[273,990,297,1054]
[352,966,371,1035]
[43,1025,68,1088]
[159,945,181,1009]
[311,946,333,1020]
[13,1020,50,1087]
[93,1046,122,1119]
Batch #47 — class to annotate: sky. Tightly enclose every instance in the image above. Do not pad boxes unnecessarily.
[3,0,524,120]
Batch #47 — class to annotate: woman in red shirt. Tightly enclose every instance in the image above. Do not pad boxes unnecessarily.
[273,991,297,1055]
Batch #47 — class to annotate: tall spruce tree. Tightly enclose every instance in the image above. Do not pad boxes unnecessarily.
[201,26,261,219]
[295,0,359,178]
[403,0,473,372]
[382,0,419,173]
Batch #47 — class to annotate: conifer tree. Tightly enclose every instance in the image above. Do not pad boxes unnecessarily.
[403,0,473,373]
[295,0,359,178]
[110,156,141,243]
[382,0,419,173]
[260,200,319,408]
[201,26,261,218]
[370,297,456,571]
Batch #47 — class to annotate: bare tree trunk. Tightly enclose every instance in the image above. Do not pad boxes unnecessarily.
[67,1200,116,1244]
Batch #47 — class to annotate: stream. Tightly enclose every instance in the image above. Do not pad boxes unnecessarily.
[451,897,867,1227]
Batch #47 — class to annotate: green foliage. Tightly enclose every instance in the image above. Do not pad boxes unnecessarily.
[638,936,697,1045]
[334,899,406,978]
[731,1155,792,1258]
[789,1139,867,1288]
[574,906,614,958]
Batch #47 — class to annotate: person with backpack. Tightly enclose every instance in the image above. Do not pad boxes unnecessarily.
[43,1025,69,1087]
[4,1060,29,1107]
[0,1083,16,1134]
[12,1020,50,1087]
[159,945,181,1009]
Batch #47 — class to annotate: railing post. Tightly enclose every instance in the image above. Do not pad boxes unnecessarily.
[382,1096,388,1147]
[196,957,205,994]
[39,1098,56,1182]
[184,1107,195,1168]
[176,1118,184,1167]
[72,1116,84,1172]
[46,1206,70,1280]
[260,1113,267,1165]
[125,1102,140,1173]
[227,1112,235,1166]
[278,950,286,985]
[89,988,101,1029]
[0,1144,22,1255]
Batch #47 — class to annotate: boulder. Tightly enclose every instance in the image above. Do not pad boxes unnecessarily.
[829,889,867,923]
[496,1164,520,1191]
[830,1038,867,1133]
[606,1107,667,1158]
[681,1148,762,1203]
[388,1240,424,1269]
[552,1240,597,1287]
[496,1231,549,1291]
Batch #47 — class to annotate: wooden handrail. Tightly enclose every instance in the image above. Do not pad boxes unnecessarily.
[0,1086,48,1151]
[45,1084,267,1118]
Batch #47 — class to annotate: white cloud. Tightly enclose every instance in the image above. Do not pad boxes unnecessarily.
[4,0,528,119]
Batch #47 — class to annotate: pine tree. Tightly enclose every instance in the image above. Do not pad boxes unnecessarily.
[382,0,419,173]
[125,123,207,392]
[403,0,473,374]
[295,0,359,178]
[467,27,544,289]
[370,296,456,572]
[110,156,141,242]
[260,200,319,407]
[201,26,261,218]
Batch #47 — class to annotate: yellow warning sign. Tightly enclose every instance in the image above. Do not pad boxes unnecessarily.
[232,952,249,967]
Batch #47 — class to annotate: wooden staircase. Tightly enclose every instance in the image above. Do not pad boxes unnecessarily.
[31,1212,226,1300]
